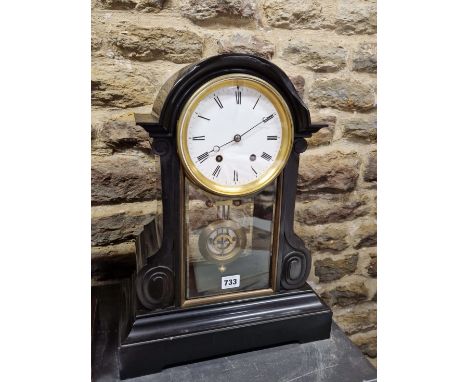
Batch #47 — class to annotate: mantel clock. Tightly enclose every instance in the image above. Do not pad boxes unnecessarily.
[118,54,333,379]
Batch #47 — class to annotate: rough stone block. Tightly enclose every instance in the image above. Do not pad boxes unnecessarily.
[296,222,349,253]
[367,252,377,278]
[295,193,371,225]
[320,280,369,307]
[91,153,159,204]
[282,41,346,72]
[351,219,377,249]
[314,254,358,282]
[92,212,155,246]
[350,330,377,358]
[92,33,103,52]
[95,120,152,153]
[98,0,137,9]
[342,116,377,143]
[335,0,377,35]
[182,0,257,23]
[309,78,376,112]
[135,0,165,12]
[352,42,377,73]
[298,151,361,195]
[91,59,166,108]
[217,33,275,60]
[263,0,324,29]
[97,0,165,12]
[363,151,377,182]
[111,26,203,63]
[334,302,377,335]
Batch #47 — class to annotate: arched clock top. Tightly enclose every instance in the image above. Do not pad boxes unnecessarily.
[135,54,327,139]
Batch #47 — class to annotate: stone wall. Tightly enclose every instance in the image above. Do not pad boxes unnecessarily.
[91,0,377,365]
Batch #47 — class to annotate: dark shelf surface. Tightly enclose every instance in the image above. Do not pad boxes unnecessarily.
[92,283,376,382]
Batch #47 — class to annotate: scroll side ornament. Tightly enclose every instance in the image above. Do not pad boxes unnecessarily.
[280,137,311,290]
[135,135,179,310]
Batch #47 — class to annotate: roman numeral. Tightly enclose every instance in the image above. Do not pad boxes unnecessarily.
[213,95,223,109]
[251,166,257,176]
[235,86,241,105]
[263,114,274,123]
[212,165,221,178]
[261,152,272,161]
[253,96,260,109]
[196,113,210,121]
[233,170,239,182]
[267,135,278,140]
[197,152,209,163]
[192,136,205,140]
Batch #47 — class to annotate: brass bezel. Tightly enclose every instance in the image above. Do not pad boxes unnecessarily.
[177,74,293,197]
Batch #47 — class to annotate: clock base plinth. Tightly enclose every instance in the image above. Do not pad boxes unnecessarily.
[118,284,332,380]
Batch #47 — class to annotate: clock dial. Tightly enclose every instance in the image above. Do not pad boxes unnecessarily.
[178,74,293,196]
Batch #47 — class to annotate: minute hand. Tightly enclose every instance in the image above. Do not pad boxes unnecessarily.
[240,114,275,137]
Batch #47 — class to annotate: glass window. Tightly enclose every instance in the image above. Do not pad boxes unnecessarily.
[184,179,278,300]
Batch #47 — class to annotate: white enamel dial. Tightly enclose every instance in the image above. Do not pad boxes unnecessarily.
[178,75,293,196]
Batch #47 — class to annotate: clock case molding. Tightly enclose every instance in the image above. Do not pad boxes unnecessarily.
[118,54,333,379]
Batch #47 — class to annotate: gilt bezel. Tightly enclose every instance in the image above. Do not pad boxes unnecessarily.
[177,74,293,197]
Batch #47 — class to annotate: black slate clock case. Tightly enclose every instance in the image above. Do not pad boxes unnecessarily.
[118,54,333,379]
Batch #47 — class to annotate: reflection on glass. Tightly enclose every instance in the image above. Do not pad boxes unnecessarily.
[185,179,277,299]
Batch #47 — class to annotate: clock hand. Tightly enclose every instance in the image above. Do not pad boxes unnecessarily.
[239,113,275,138]
[208,114,276,155]
[218,139,234,149]
[207,144,224,154]
[210,138,235,154]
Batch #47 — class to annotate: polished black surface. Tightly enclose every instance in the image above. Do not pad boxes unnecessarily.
[125,290,326,343]
[134,54,329,311]
[119,54,334,379]
[93,284,376,382]
[119,284,332,379]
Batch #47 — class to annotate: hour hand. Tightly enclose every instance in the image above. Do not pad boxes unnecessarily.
[196,145,223,163]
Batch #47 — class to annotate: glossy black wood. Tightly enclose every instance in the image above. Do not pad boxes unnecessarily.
[118,54,333,379]
[135,138,180,309]
[94,284,375,382]
[119,284,332,379]
[278,138,311,290]
[134,54,327,309]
